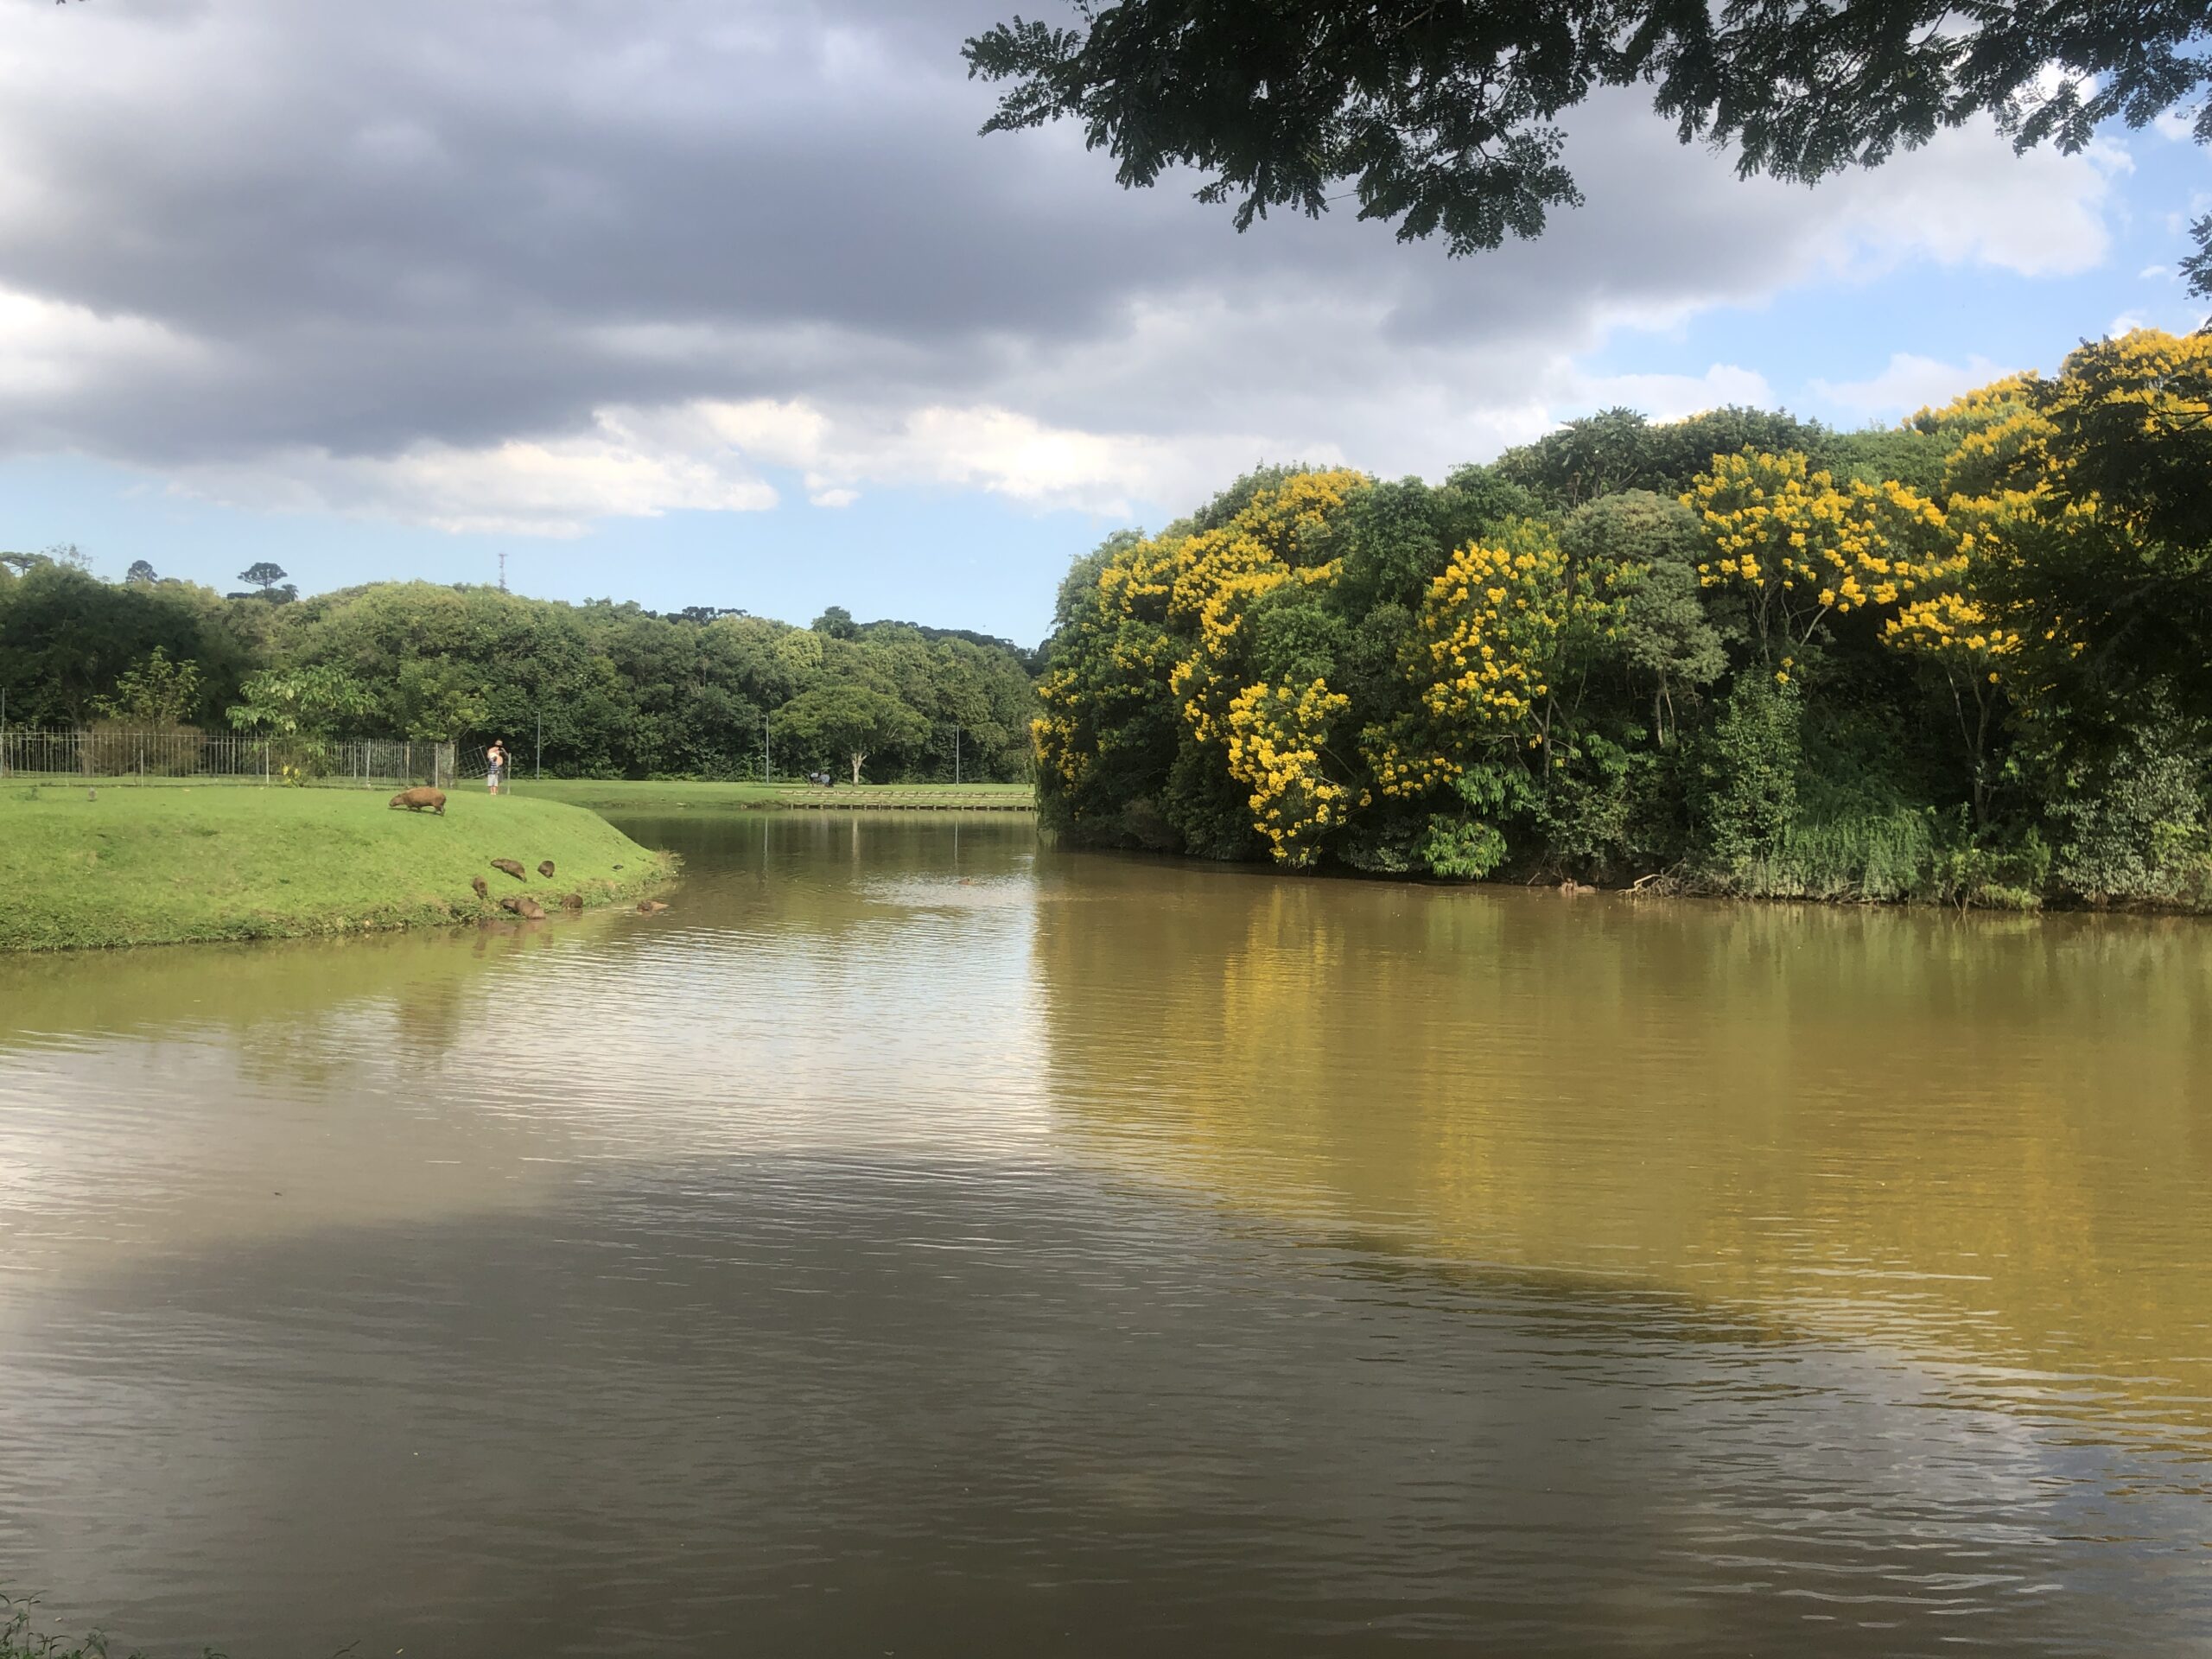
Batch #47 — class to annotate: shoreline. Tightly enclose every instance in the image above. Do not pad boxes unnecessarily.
[1064,836,2212,918]
[508,778,1035,815]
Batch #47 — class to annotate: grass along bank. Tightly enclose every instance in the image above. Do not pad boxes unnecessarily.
[510,778,1035,813]
[3,1592,204,1659]
[0,785,672,952]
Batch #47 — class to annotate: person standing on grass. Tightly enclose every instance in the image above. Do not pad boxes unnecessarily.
[486,740,507,796]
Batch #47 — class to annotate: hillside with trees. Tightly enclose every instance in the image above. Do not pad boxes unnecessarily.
[1033,327,2212,908]
[0,566,1037,784]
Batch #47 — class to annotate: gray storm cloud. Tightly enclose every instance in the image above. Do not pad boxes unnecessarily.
[0,0,2126,526]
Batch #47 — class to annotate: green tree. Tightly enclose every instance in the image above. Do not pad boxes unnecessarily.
[965,1,2212,292]
[771,684,929,785]
[391,658,486,742]
[92,646,203,727]
[1947,330,2212,720]
[0,563,253,725]
[227,664,377,738]
[1694,679,1802,873]
[1562,491,1724,747]
[237,562,296,602]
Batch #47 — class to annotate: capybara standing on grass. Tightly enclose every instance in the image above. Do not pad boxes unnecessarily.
[390,787,447,815]
[500,895,547,921]
[471,875,490,900]
[490,858,527,880]
[538,860,556,878]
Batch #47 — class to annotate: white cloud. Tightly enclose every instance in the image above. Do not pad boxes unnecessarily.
[1572,365,1775,422]
[170,409,780,537]
[1815,132,2128,279]
[1811,353,2012,418]
[0,288,204,405]
[2152,105,2200,143]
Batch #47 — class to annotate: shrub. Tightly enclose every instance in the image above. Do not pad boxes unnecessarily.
[1418,815,1508,880]
[2049,713,2212,906]
[1693,678,1801,873]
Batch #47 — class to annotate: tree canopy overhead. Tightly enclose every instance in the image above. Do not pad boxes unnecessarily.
[964,1,2212,296]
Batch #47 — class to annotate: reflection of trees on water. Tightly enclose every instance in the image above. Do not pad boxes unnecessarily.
[1030,863,2212,1458]
[0,927,533,1067]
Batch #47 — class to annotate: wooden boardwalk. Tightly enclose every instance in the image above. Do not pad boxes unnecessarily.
[772,792,1035,812]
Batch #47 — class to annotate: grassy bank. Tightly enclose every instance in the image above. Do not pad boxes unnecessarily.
[0,785,672,952]
[512,778,1035,813]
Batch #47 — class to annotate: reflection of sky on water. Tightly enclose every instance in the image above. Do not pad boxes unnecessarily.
[7,1159,2209,1657]
[2,811,2209,1656]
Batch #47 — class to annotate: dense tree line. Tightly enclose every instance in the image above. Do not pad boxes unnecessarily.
[1034,327,2212,908]
[0,566,1037,784]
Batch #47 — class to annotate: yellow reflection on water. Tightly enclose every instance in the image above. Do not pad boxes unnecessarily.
[1032,855,2212,1457]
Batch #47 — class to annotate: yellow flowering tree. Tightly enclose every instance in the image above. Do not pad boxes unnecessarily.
[1361,518,1613,876]
[1224,678,1353,866]
[1910,372,2050,501]
[1914,329,2212,723]
[1033,468,1370,857]
[1415,518,1603,759]
[1882,543,2022,827]
[1031,531,1185,823]
[1166,470,1360,753]
[1686,449,1943,661]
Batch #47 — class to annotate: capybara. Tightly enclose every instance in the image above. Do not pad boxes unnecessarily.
[560,893,584,911]
[537,860,556,878]
[490,858,527,880]
[499,895,547,920]
[389,786,446,815]
[637,899,669,914]
[471,875,489,900]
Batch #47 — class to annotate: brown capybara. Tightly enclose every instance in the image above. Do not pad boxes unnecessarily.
[390,786,447,816]
[537,860,556,878]
[637,899,669,914]
[490,858,527,881]
[560,893,584,911]
[471,875,489,900]
[499,895,547,920]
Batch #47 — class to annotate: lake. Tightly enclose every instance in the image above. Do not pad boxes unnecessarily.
[3,811,2208,1656]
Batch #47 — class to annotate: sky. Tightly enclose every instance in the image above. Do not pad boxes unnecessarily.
[1,0,2207,648]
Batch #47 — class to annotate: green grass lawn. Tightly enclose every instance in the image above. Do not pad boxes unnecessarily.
[0,784,672,952]
[510,778,1036,813]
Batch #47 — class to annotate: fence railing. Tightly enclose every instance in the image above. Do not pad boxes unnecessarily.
[0,728,455,789]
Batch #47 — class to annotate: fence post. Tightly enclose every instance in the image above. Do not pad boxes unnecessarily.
[263,741,270,785]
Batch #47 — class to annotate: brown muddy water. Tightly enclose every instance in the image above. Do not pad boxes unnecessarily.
[2,812,2208,1656]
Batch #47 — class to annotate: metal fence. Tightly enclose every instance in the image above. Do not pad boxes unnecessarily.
[0,728,455,789]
